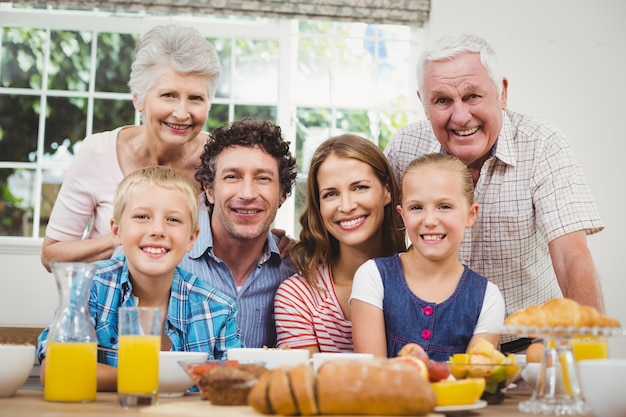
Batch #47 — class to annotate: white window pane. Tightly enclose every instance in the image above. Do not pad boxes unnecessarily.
[233,39,279,102]
[295,37,331,105]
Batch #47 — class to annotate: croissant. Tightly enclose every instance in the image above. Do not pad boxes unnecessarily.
[505,298,621,328]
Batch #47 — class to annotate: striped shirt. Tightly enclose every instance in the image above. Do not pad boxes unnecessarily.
[179,199,296,348]
[37,257,242,364]
[384,109,604,336]
[274,263,354,352]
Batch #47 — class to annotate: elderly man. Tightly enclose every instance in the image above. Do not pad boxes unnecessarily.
[180,118,298,348]
[384,33,604,352]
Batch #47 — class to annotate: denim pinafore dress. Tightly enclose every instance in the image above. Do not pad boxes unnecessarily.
[375,254,487,362]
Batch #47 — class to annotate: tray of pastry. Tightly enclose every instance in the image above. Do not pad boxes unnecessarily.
[498,298,623,339]
[495,324,626,339]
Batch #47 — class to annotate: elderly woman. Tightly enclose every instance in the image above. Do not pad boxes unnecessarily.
[41,24,221,271]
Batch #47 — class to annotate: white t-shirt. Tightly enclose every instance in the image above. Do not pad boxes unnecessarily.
[350,255,505,334]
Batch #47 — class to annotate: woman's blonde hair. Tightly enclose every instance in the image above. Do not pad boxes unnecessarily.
[291,134,406,285]
[113,166,199,233]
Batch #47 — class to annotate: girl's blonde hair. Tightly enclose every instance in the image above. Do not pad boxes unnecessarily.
[402,153,475,205]
[113,166,199,233]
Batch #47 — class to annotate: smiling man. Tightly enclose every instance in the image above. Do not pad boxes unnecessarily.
[179,118,298,348]
[384,33,605,352]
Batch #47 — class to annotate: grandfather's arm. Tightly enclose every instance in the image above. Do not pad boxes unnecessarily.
[548,230,605,313]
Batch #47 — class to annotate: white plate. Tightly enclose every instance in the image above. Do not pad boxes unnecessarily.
[434,399,488,413]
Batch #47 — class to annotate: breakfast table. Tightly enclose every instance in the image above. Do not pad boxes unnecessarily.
[0,383,594,417]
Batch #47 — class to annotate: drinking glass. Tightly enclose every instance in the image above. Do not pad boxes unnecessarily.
[571,337,608,361]
[117,307,161,408]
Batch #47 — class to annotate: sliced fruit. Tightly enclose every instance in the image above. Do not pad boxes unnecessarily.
[467,338,496,357]
[389,355,429,381]
[398,342,429,363]
[466,354,493,378]
[487,365,507,383]
[505,353,520,378]
[431,378,486,406]
[490,349,506,364]
[427,360,451,382]
[448,353,470,379]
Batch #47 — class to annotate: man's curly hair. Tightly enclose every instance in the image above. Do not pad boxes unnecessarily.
[195,118,298,208]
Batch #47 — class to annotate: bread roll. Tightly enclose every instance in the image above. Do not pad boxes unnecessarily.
[544,298,582,327]
[505,305,548,327]
[268,367,299,416]
[248,369,274,414]
[287,364,318,416]
[316,360,436,415]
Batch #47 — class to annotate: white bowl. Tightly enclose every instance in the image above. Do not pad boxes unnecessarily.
[0,344,36,398]
[579,359,626,417]
[227,347,309,369]
[520,362,565,393]
[520,363,541,387]
[158,351,207,397]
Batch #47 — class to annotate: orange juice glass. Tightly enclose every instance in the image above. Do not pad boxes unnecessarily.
[571,337,609,361]
[118,335,160,393]
[117,307,161,408]
[44,341,97,402]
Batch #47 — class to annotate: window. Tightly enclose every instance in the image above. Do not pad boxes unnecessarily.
[0,4,423,242]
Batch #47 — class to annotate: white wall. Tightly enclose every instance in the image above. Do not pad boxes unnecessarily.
[426,0,626,356]
[0,241,56,327]
[1,0,624,356]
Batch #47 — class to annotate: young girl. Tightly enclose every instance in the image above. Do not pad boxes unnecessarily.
[350,153,504,361]
[274,134,406,353]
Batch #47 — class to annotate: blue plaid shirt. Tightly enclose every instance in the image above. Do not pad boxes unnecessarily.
[37,256,243,365]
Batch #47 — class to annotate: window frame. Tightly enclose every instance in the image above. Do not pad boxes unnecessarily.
[0,5,423,250]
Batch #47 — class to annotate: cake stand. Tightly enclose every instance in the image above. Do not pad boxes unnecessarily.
[498,325,626,416]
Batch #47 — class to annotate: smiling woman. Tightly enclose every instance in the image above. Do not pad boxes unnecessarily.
[274,134,406,354]
[35,24,220,272]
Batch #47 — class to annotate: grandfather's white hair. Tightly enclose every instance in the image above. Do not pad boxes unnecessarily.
[416,33,504,97]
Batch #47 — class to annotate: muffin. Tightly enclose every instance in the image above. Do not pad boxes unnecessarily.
[197,362,267,405]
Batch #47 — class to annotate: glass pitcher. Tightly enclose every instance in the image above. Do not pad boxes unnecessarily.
[44,262,98,402]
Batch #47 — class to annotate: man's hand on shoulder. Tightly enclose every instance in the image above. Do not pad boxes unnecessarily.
[271,228,296,258]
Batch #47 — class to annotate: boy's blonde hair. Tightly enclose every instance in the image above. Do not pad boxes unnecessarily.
[113,166,199,233]
[402,153,475,205]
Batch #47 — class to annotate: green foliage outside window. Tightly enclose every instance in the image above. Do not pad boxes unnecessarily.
[0,11,417,238]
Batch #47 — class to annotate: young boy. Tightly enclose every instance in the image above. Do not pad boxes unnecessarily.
[37,166,243,391]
